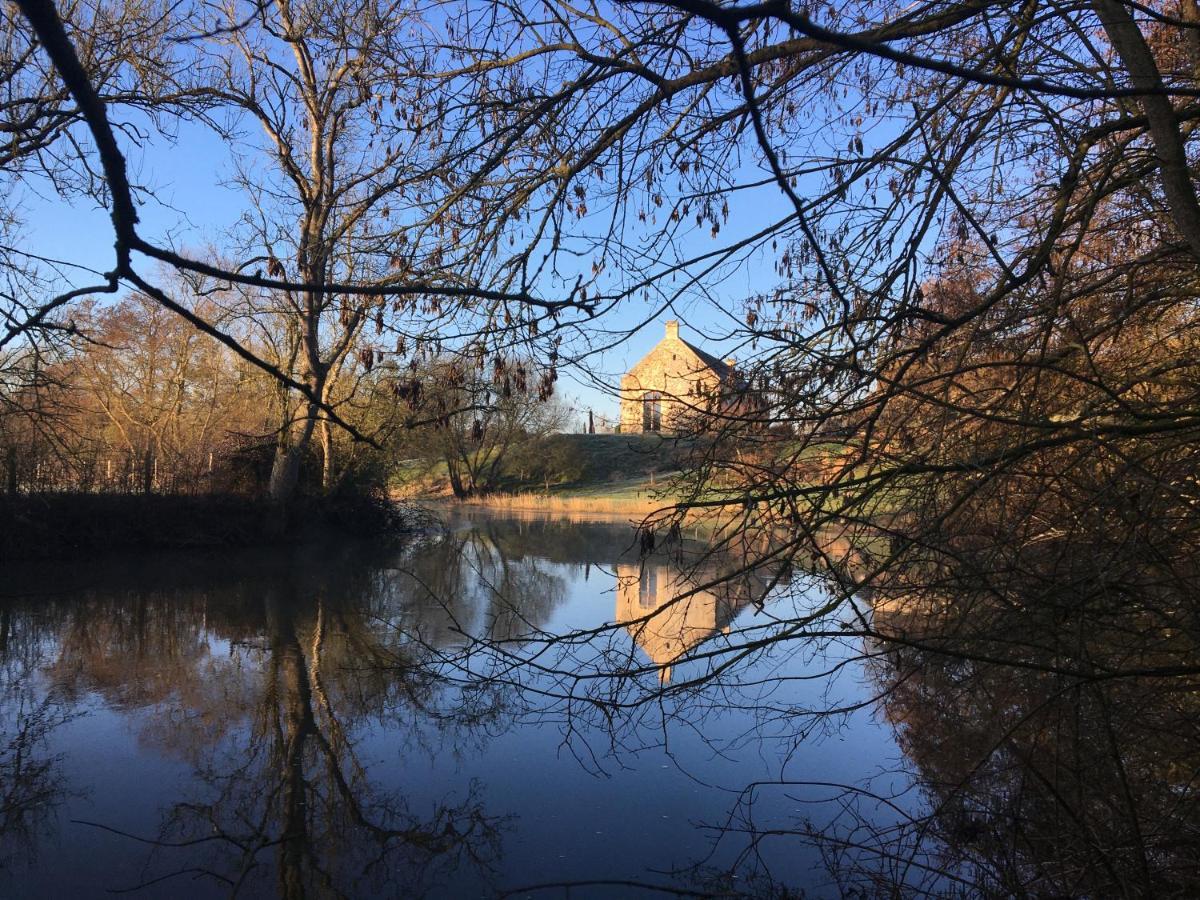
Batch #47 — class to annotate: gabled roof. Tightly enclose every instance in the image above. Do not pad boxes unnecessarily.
[627,321,734,381]
[680,339,732,378]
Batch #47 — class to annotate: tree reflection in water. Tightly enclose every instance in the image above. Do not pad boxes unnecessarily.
[141,587,502,898]
[1,547,510,897]
[675,532,1200,897]
[3,512,1198,896]
[411,512,1200,897]
[848,591,1200,896]
[0,602,77,875]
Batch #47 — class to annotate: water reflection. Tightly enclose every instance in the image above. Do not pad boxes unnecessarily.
[150,591,498,899]
[0,517,821,898]
[2,548,508,897]
[5,511,1193,896]
[0,610,77,875]
[615,560,775,684]
[832,575,1200,896]
[875,643,1200,895]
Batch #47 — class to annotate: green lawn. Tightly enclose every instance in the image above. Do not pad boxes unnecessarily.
[394,433,695,499]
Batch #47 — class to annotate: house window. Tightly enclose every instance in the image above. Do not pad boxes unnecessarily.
[642,391,662,432]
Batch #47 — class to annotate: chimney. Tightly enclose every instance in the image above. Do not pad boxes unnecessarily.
[665,320,679,340]
[725,356,736,368]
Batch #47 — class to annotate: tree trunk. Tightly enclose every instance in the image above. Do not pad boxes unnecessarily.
[269,401,319,503]
[446,458,468,499]
[141,449,154,495]
[1182,0,1200,81]
[1093,0,1200,259]
[319,417,335,493]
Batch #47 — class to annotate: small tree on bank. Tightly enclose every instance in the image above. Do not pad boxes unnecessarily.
[394,356,566,498]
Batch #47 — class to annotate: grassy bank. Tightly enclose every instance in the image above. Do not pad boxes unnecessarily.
[394,433,696,500]
[0,491,409,561]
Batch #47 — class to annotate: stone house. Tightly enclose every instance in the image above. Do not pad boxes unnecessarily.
[619,320,743,433]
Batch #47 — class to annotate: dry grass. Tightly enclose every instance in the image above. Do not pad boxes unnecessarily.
[444,491,671,518]
[428,490,764,531]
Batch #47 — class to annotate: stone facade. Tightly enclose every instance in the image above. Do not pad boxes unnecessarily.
[619,320,738,433]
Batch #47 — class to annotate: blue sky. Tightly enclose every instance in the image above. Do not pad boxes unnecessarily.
[18,104,789,429]
[11,0,963,439]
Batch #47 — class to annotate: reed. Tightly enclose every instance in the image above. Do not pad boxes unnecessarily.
[435,491,761,531]
[446,491,671,517]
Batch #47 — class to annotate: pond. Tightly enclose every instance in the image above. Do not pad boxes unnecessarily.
[0,510,909,897]
[2,509,1196,897]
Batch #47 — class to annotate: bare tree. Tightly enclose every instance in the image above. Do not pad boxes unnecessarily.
[396,355,566,497]
[10,3,1200,889]
[8,0,593,511]
[369,6,1200,890]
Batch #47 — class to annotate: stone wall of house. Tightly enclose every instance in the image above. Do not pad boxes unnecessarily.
[619,321,723,433]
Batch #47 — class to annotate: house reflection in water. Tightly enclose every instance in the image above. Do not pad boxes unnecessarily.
[615,559,780,683]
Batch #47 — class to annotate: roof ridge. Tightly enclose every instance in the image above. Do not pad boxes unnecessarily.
[679,337,731,375]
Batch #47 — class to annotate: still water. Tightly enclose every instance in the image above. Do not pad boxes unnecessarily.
[9,509,1196,896]
[0,510,909,897]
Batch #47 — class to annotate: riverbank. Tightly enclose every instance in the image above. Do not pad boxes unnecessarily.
[393,433,695,499]
[438,489,672,518]
[0,491,412,561]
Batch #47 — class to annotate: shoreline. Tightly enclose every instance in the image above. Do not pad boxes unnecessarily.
[0,491,412,562]
[404,490,677,520]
